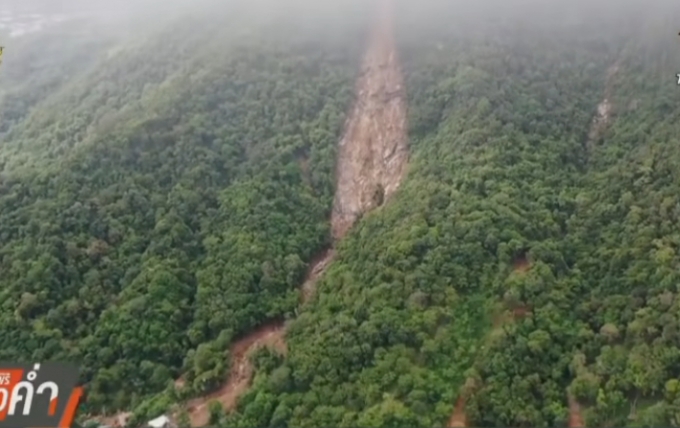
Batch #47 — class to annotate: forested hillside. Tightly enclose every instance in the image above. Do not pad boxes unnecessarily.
[0,21,113,134]
[3,0,680,427]
[0,0,369,417]
[222,2,680,428]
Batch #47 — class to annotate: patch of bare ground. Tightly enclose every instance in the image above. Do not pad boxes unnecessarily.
[185,322,287,427]
[448,396,468,427]
[586,61,621,148]
[178,0,409,425]
[300,247,335,303]
[90,0,407,423]
[512,254,531,274]
[177,246,334,427]
[448,259,533,427]
[331,0,408,239]
[568,394,586,427]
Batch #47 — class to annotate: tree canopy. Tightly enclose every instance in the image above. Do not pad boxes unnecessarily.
[2,0,680,427]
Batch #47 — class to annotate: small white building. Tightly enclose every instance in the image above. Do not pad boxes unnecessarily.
[147,415,175,428]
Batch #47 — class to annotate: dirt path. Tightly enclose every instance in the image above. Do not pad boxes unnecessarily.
[181,1,408,425]
[181,243,336,427]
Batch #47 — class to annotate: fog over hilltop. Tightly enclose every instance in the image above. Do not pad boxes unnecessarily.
[1,0,680,427]
[0,0,676,44]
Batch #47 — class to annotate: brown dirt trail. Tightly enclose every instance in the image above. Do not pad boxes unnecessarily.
[182,0,408,425]
[568,394,585,427]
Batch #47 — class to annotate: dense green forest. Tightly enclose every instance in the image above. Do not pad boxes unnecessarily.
[223,2,680,428]
[3,0,680,427]
[0,22,113,135]
[0,0,368,416]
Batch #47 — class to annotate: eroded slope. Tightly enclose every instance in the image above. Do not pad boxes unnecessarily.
[331,0,408,239]
[180,0,408,425]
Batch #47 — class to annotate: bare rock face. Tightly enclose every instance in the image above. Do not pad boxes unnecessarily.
[586,62,620,147]
[331,0,408,240]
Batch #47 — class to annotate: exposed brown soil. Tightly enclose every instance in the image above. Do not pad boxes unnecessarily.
[300,247,335,304]
[330,0,408,239]
[181,243,336,427]
[512,305,530,319]
[92,411,131,428]
[568,394,586,428]
[512,256,531,274]
[185,322,287,427]
[179,1,408,425]
[448,396,468,427]
[177,244,333,427]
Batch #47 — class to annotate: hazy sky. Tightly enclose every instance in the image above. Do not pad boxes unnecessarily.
[0,0,677,47]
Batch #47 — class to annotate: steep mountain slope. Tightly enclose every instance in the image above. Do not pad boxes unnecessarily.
[0,0,370,417]
[0,18,116,134]
[222,6,614,428]
[330,0,408,240]
[3,0,680,427]
[220,2,680,428]
[146,3,411,425]
[558,12,680,428]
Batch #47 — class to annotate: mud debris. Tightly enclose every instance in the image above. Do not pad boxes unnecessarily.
[448,395,468,427]
[185,323,287,427]
[587,61,621,148]
[181,0,409,425]
[331,0,408,240]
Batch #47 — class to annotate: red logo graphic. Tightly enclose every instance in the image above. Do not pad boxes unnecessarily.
[0,363,83,428]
